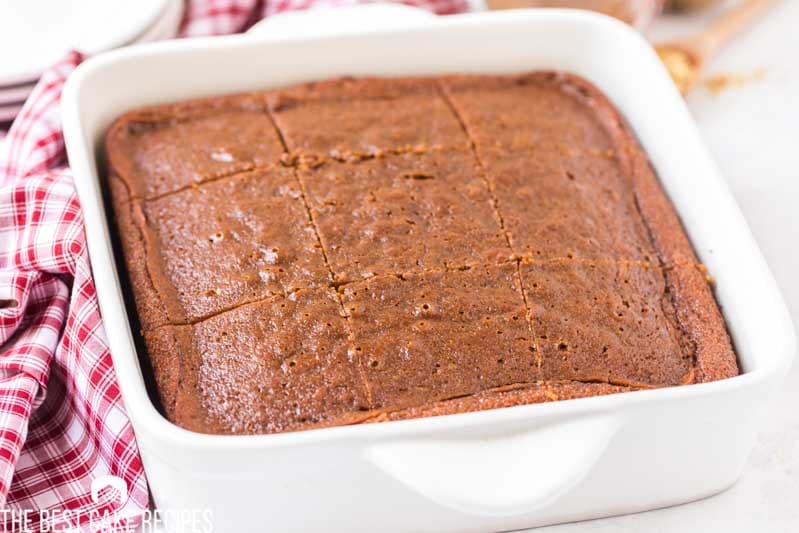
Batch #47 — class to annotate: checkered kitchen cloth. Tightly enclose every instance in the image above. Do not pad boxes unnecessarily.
[0,0,467,530]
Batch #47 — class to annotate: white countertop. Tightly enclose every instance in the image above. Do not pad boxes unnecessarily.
[538,1,799,531]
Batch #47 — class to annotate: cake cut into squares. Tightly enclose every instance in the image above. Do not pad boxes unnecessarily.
[145,288,369,434]
[269,78,470,158]
[480,147,655,261]
[298,151,511,282]
[340,264,540,411]
[105,72,740,436]
[106,93,284,199]
[121,166,330,327]
[519,259,693,387]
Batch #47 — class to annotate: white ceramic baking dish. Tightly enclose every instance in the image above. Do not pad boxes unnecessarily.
[61,8,795,533]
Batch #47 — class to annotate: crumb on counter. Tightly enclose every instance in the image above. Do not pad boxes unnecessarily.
[703,69,766,95]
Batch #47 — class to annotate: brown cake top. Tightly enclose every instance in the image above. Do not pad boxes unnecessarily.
[106,93,284,199]
[106,72,738,435]
[297,151,511,282]
[146,288,369,434]
[268,77,471,159]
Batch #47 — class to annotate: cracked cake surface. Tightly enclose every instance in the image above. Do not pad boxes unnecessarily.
[106,72,739,435]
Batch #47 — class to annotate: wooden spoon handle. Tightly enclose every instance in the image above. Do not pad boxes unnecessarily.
[691,0,779,60]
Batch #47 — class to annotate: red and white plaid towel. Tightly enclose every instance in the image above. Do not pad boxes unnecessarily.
[0,0,466,530]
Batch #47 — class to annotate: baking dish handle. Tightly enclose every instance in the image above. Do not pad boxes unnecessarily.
[365,414,622,517]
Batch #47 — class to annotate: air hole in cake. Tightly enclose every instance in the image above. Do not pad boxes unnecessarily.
[403,172,435,180]
[558,342,568,351]
[369,360,380,368]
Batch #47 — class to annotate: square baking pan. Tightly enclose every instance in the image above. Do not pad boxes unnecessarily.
[61,8,795,533]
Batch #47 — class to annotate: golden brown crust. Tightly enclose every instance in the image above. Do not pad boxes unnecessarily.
[340,264,540,412]
[110,166,333,328]
[143,325,189,423]
[364,381,642,423]
[105,92,284,200]
[144,289,370,435]
[442,71,738,386]
[578,76,738,383]
[110,177,179,330]
[266,77,444,107]
[519,258,693,387]
[268,78,471,160]
[663,264,739,382]
[107,72,739,435]
[297,152,511,282]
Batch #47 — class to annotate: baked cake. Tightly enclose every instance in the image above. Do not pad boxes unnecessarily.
[105,72,739,435]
